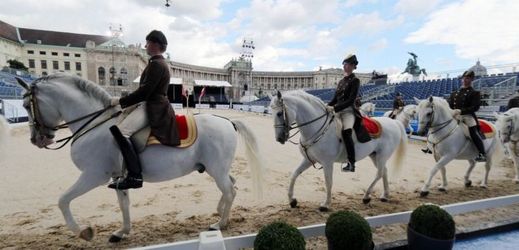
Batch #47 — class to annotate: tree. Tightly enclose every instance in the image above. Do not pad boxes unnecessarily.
[7,59,28,71]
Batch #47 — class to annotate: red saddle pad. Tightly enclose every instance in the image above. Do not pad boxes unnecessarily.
[362,116,382,137]
[176,114,188,140]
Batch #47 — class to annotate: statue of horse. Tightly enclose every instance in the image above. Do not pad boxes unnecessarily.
[270,90,407,210]
[359,102,376,117]
[383,104,418,135]
[415,96,504,197]
[494,108,519,183]
[15,74,265,242]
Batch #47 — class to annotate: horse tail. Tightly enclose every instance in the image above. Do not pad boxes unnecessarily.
[390,121,408,180]
[489,132,505,168]
[231,120,265,199]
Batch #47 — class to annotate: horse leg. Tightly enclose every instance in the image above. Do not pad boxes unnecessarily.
[288,159,312,208]
[109,190,131,243]
[438,166,448,192]
[380,167,390,202]
[513,155,519,183]
[58,172,107,241]
[480,160,491,188]
[216,175,236,216]
[320,163,334,211]
[420,156,454,197]
[210,174,236,230]
[363,168,383,204]
[464,160,476,187]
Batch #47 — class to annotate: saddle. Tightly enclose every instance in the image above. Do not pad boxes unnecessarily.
[460,119,495,139]
[131,113,198,153]
[340,113,380,143]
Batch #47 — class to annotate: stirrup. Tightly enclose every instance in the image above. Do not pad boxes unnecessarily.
[475,153,487,162]
[108,176,143,190]
[341,162,355,172]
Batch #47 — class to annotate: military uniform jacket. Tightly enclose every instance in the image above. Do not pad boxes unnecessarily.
[448,86,481,116]
[328,73,360,113]
[507,96,519,110]
[119,55,180,146]
[393,99,404,110]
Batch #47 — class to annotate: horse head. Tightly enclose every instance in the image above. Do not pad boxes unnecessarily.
[16,77,59,148]
[270,90,292,144]
[403,104,418,120]
[495,110,519,144]
[416,96,453,136]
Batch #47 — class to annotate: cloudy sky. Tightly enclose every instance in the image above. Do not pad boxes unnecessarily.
[1,0,518,75]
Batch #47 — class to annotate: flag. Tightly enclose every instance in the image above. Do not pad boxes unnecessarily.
[198,87,206,103]
[182,85,188,97]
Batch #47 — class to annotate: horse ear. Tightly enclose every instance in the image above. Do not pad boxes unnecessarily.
[277,90,282,100]
[413,97,420,104]
[15,77,30,91]
[428,96,433,103]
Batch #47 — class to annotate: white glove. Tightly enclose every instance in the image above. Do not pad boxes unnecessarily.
[452,109,461,118]
[110,97,120,107]
[326,106,335,113]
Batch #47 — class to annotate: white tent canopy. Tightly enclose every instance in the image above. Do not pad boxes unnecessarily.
[194,80,232,87]
[132,76,183,85]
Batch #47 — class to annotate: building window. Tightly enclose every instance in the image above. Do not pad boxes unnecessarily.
[98,67,106,85]
[53,61,59,70]
[74,54,81,58]
[28,59,35,68]
[27,50,34,54]
[39,51,46,55]
[64,61,70,70]
[75,62,81,71]
[41,60,47,69]
[42,71,47,76]
[63,53,69,57]
[51,52,58,56]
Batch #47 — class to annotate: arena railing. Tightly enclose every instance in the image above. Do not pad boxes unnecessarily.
[133,193,519,250]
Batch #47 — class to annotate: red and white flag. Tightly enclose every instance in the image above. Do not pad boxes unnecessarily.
[198,87,206,103]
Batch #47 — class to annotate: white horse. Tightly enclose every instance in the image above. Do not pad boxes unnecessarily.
[15,74,265,242]
[383,104,418,135]
[270,90,407,209]
[360,102,376,116]
[415,96,504,197]
[494,108,519,183]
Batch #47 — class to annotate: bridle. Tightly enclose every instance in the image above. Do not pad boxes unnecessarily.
[23,83,120,150]
[420,101,458,150]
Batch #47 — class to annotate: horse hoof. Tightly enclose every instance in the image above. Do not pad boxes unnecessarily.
[79,226,94,241]
[289,199,298,208]
[380,197,388,202]
[319,206,329,212]
[208,227,218,231]
[109,234,123,243]
[419,191,429,197]
[480,185,488,189]
[438,187,447,192]
[465,181,472,187]
[362,198,371,204]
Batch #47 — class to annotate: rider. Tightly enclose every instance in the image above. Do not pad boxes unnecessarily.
[108,30,181,190]
[327,54,360,172]
[355,95,362,109]
[389,92,404,119]
[448,70,486,162]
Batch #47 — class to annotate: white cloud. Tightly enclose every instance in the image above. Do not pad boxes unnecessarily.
[405,0,519,64]
[369,38,388,51]
[335,12,405,36]
[394,0,443,18]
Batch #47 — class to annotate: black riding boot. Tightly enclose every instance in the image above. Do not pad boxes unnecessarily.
[469,126,486,162]
[341,129,356,172]
[108,125,143,190]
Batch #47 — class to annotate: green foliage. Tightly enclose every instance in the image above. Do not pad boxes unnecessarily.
[254,221,305,250]
[7,59,28,71]
[409,204,455,240]
[325,211,372,250]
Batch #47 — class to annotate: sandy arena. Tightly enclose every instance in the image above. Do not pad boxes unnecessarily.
[1,109,518,249]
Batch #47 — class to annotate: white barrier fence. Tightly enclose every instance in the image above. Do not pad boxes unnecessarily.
[134,194,519,250]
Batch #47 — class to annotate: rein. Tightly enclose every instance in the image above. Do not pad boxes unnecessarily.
[24,83,121,150]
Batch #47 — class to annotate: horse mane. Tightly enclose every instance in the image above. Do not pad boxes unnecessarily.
[40,73,111,103]
[432,96,451,111]
[285,90,326,107]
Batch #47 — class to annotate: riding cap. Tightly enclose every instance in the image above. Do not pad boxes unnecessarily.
[342,54,358,66]
[461,70,475,79]
[395,92,402,97]
[146,30,168,46]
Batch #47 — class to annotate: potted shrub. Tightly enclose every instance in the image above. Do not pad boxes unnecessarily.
[407,204,456,250]
[325,210,373,250]
[254,221,305,250]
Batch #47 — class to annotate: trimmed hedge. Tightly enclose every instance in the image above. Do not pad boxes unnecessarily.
[254,221,305,250]
[325,210,372,250]
[409,204,455,240]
